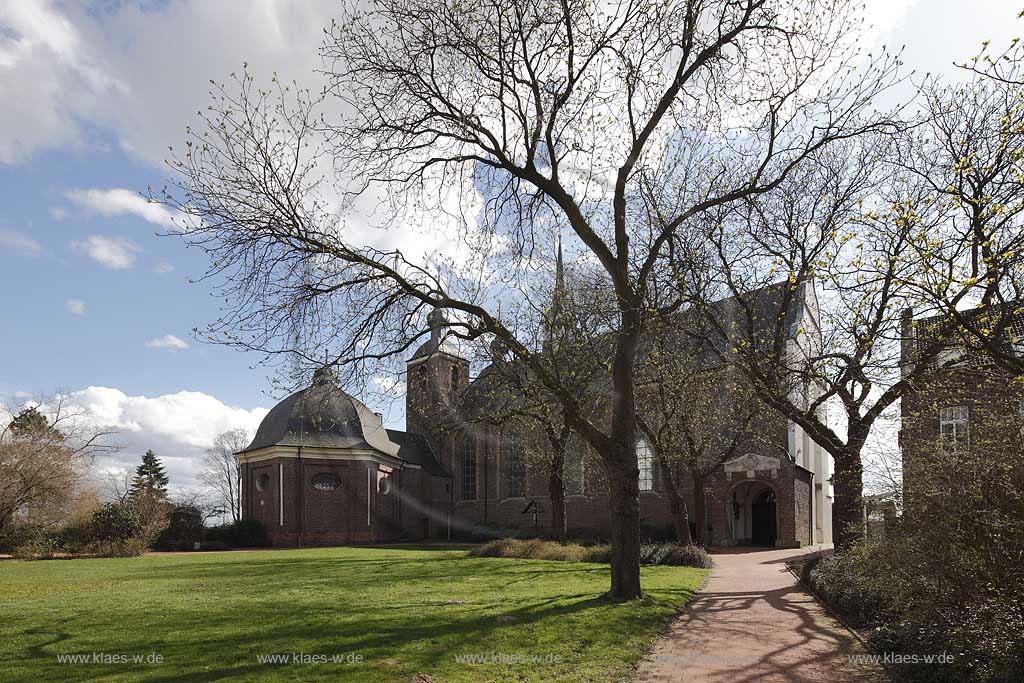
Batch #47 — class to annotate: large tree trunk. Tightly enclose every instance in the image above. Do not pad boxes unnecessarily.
[547,443,566,541]
[658,456,691,544]
[607,465,642,600]
[692,474,707,547]
[832,449,864,549]
[604,302,643,600]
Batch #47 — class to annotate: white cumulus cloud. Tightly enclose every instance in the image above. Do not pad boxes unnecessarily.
[68,386,269,491]
[154,262,174,275]
[66,188,182,229]
[146,334,189,351]
[64,298,86,315]
[70,234,140,269]
[0,229,43,255]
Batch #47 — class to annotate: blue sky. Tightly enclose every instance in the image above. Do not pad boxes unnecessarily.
[0,0,1018,490]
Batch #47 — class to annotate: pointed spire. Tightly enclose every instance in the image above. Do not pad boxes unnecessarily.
[555,232,565,294]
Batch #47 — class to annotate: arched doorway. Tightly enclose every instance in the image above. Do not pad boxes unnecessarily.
[751,489,777,547]
[726,480,778,546]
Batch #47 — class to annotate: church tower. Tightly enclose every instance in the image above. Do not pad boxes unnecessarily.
[543,235,571,355]
[405,307,470,443]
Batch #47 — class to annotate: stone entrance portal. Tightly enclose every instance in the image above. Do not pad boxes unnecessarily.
[751,488,778,546]
[726,479,778,547]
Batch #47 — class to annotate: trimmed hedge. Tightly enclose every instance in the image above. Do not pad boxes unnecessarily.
[468,538,712,568]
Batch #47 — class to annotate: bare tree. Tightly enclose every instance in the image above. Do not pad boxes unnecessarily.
[636,327,761,545]
[0,395,117,537]
[890,62,1024,377]
[157,0,901,598]
[199,428,250,523]
[691,137,966,548]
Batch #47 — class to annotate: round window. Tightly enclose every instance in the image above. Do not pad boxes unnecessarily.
[378,477,393,495]
[256,473,270,492]
[312,472,341,491]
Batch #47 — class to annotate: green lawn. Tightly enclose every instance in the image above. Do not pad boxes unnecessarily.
[0,546,705,682]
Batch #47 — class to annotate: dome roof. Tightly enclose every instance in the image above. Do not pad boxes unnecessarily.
[239,367,399,457]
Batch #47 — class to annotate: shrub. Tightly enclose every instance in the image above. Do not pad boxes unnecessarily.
[0,524,51,554]
[12,535,65,560]
[468,539,709,567]
[57,517,95,553]
[196,540,232,552]
[204,519,267,548]
[154,504,205,551]
[640,543,713,568]
[91,502,142,542]
[468,538,611,562]
[86,538,146,558]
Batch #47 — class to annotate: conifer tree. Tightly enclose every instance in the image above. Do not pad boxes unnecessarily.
[130,449,169,500]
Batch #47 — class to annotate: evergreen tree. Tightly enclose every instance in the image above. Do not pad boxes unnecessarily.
[130,450,169,500]
[8,406,63,441]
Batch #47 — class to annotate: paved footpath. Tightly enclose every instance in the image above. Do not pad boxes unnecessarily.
[632,547,889,683]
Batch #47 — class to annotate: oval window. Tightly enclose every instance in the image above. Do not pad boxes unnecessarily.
[256,473,270,492]
[312,472,341,491]
[378,477,393,495]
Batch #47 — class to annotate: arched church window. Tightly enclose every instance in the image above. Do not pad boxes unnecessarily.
[311,472,341,491]
[460,433,477,500]
[637,439,654,492]
[564,440,584,496]
[502,432,525,498]
[256,472,270,492]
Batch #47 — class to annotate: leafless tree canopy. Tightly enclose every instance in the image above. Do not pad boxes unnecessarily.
[0,394,117,535]
[199,428,251,523]
[158,0,903,597]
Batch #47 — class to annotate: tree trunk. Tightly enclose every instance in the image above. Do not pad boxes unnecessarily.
[548,443,566,541]
[607,465,642,600]
[595,295,643,600]
[832,449,864,549]
[658,456,691,544]
[692,474,707,547]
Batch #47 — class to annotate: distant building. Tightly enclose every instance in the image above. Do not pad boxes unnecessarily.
[900,306,1024,510]
[237,280,835,548]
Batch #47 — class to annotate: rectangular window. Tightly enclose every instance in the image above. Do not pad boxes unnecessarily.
[637,439,654,492]
[939,406,969,449]
[460,434,477,501]
[564,445,584,496]
[502,434,525,498]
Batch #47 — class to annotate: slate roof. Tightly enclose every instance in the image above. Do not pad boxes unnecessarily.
[386,429,453,478]
[238,367,398,456]
[238,367,451,478]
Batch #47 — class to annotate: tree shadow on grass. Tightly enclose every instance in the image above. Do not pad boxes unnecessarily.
[4,552,699,683]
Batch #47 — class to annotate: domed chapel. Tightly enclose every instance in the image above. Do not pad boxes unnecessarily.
[237,278,834,548]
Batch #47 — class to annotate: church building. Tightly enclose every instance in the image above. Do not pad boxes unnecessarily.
[237,281,834,548]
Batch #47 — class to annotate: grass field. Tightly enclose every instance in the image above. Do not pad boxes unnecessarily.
[0,546,706,682]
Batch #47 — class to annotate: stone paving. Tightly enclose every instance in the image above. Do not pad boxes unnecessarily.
[632,547,889,683]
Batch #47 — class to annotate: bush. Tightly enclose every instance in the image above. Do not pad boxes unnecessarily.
[468,538,611,563]
[154,504,205,551]
[1,524,51,554]
[204,519,267,548]
[796,539,1024,683]
[468,539,711,567]
[640,543,713,568]
[57,517,95,552]
[12,535,65,560]
[86,538,146,558]
[91,502,142,542]
[196,540,232,552]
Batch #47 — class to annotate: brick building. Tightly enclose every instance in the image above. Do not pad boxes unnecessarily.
[238,284,834,548]
[900,307,1024,509]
